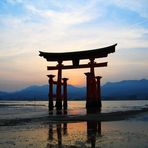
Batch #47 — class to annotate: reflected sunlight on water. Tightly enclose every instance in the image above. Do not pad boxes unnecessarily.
[0,101,148,147]
[0,100,148,120]
[0,119,148,148]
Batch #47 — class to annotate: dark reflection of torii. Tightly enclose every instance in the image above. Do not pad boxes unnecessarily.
[47,109,101,148]
[87,108,101,148]
[47,110,68,148]
[48,111,54,142]
[56,110,68,148]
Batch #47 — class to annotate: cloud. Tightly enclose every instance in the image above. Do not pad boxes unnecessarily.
[0,0,148,91]
[25,1,99,26]
[112,0,148,19]
[5,0,23,5]
[1,1,148,53]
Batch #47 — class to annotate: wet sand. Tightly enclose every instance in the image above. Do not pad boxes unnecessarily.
[0,107,148,126]
[0,108,148,148]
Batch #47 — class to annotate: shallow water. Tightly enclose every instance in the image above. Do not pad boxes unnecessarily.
[0,100,148,147]
[0,117,148,148]
[0,100,148,119]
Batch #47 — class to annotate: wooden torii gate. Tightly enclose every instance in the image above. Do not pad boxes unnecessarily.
[39,44,117,111]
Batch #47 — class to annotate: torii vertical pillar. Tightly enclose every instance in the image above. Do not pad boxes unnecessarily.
[85,72,91,108]
[89,58,98,100]
[85,58,99,109]
[56,61,63,110]
[47,74,55,111]
[62,78,68,110]
[96,76,102,108]
[85,72,98,108]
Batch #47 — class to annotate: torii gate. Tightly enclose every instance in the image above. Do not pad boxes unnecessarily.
[39,44,117,111]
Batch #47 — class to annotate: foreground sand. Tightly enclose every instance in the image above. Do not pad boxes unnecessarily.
[0,109,148,148]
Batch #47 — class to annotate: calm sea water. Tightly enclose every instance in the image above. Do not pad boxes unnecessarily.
[0,100,148,147]
[0,100,148,120]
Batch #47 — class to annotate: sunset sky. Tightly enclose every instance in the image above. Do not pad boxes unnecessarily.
[0,0,148,92]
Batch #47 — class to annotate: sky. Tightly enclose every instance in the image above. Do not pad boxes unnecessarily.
[0,0,148,92]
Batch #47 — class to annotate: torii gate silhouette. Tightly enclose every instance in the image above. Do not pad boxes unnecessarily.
[39,44,117,111]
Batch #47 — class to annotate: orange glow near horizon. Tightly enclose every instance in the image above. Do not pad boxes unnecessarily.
[1,1,148,92]
[62,68,87,87]
[68,76,85,87]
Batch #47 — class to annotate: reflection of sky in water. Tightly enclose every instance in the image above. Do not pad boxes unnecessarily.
[0,120,148,147]
[0,100,148,147]
[0,100,148,119]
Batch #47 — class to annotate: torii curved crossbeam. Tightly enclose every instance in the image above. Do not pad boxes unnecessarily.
[39,44,117,66]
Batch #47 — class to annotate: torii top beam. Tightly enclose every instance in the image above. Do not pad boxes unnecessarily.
[39,44,117,66]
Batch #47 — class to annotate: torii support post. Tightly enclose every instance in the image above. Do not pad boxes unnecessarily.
[89,58,98,100]
[55,61,63,110]
[85,58,99,109]
[96,76,102,108]
[85,72,98,109]
[62,78,68,110]
[47,74,55,111]
[89,58,95,75]
[85,72,91,100]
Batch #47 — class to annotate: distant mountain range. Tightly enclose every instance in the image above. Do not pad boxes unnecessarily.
[0,79,148,100]
[102,79,148,100]
[0,85,86,100]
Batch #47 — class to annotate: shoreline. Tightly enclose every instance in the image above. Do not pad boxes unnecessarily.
[0,107,148,126]
[0,99,148,101]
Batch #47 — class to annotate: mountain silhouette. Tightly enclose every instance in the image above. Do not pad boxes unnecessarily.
[0,85,86,100]
[0,79,148,100]
[102,79,148,100]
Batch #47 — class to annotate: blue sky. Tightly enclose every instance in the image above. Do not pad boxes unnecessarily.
[0,0,148,91]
